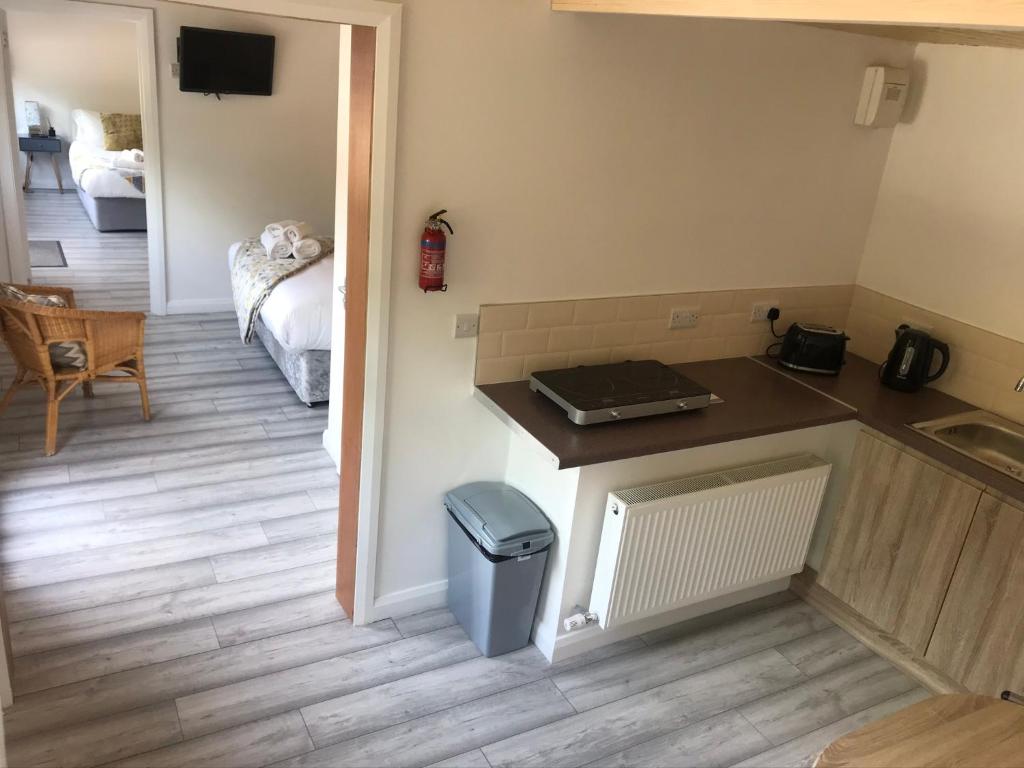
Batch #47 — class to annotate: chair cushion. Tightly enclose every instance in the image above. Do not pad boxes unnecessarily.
[0,284,88,370]
[0,283,65,306]
[100,113,143,151]
[49,341,89,370]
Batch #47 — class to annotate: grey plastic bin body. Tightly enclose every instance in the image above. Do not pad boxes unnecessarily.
[445,482,554,657]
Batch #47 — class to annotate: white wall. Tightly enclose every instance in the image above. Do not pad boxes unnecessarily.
[7,11,139,190]
[373,3,914,607]
[858,43,1024,341]
[151,3,339,312]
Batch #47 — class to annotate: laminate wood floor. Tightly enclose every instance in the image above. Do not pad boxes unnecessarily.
[25,189,149,312]
[0,195,931,765]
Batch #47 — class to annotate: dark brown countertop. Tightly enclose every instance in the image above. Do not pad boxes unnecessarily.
[476,357,857,470]
[756,354,1024,504]
[476,352,1024,504]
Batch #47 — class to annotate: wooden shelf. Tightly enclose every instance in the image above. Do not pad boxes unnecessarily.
[552,1,1024,49]
[550,1,1024,27]
[812,23,1024,49]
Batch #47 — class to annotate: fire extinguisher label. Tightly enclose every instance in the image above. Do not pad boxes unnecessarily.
[420,248,444,276]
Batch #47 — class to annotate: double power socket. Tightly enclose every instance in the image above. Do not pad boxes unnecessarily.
[668,302,777,331]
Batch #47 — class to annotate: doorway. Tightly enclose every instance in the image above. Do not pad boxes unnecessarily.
[0,10,399,744]
[0,0,166,313]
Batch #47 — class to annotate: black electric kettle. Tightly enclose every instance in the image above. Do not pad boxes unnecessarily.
[880,325,950,392]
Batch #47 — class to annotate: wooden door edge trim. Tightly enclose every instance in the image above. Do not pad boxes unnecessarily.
[336,24,377,618]
[790,568,967,695]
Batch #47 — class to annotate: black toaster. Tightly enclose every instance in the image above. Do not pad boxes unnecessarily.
[777,323,848,375]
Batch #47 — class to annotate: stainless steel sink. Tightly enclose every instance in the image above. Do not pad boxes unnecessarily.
[912,411,1024,482]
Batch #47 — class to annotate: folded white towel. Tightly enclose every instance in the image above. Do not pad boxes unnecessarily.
[260,230,292,260]
[283,221,313,244]
[265,219,298,239]
[112,150,144,172]
[291,237,322,261]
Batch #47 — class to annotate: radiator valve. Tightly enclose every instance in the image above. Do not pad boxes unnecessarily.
[563,610,599,632]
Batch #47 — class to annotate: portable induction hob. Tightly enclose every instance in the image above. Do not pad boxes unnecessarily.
[529,360,712,425]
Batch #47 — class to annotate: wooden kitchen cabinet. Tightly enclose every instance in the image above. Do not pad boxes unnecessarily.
[818,430,982,654]
[925,493,1024,696]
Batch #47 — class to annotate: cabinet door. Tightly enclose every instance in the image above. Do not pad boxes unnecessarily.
[926,494,1024,695]
[818,431,982,653]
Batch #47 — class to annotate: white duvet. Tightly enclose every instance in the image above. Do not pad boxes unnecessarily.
[228,241,333,352]
[69,141,146,199]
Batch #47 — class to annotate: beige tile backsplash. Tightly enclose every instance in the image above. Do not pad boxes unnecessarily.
[476,282,1024,427]
[846,286,1024,424]
[475,285,853,386]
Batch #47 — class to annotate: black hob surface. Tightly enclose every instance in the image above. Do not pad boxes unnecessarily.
[529,360,713,424]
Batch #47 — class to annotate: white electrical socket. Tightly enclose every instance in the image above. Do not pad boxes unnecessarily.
[668,307,700,330]
[454,313,479,339]
[750,303,777,323]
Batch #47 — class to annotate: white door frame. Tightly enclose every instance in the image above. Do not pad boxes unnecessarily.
[0,6,27,287]
[0,7,20,717]
[0,0,168,314]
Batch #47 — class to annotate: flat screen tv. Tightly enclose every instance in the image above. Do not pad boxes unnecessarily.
[178,27,275,96]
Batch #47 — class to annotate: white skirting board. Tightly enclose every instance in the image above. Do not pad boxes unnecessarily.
[369,575,788,663]
[165,297,236,314]
[322,428,341,472]
[543,578,791,663]
[371,578,448,621]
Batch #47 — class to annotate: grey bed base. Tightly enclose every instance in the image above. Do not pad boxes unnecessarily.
[76,186,147,232]
[254,319,331,406]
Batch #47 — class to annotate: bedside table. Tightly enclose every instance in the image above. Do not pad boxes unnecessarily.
[19,135,63,194]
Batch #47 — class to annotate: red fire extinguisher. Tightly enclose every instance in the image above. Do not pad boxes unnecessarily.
[419,209,454,293]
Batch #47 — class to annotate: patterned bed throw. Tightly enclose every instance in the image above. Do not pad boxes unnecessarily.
[230,236,334,343]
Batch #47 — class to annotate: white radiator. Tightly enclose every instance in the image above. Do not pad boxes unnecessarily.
[589,454,831,629]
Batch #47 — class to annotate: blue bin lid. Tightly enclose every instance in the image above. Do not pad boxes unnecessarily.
[444,482,553,558]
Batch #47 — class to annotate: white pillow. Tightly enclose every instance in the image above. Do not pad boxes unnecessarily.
[71,109,104,148]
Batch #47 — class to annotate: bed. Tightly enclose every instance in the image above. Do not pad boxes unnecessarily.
[228,241,333,405]
[69,109,147,232]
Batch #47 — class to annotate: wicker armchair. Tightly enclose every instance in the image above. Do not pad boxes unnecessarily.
[0,284,150,456]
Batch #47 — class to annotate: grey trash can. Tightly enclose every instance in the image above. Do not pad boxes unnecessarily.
[445,482,554,657]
